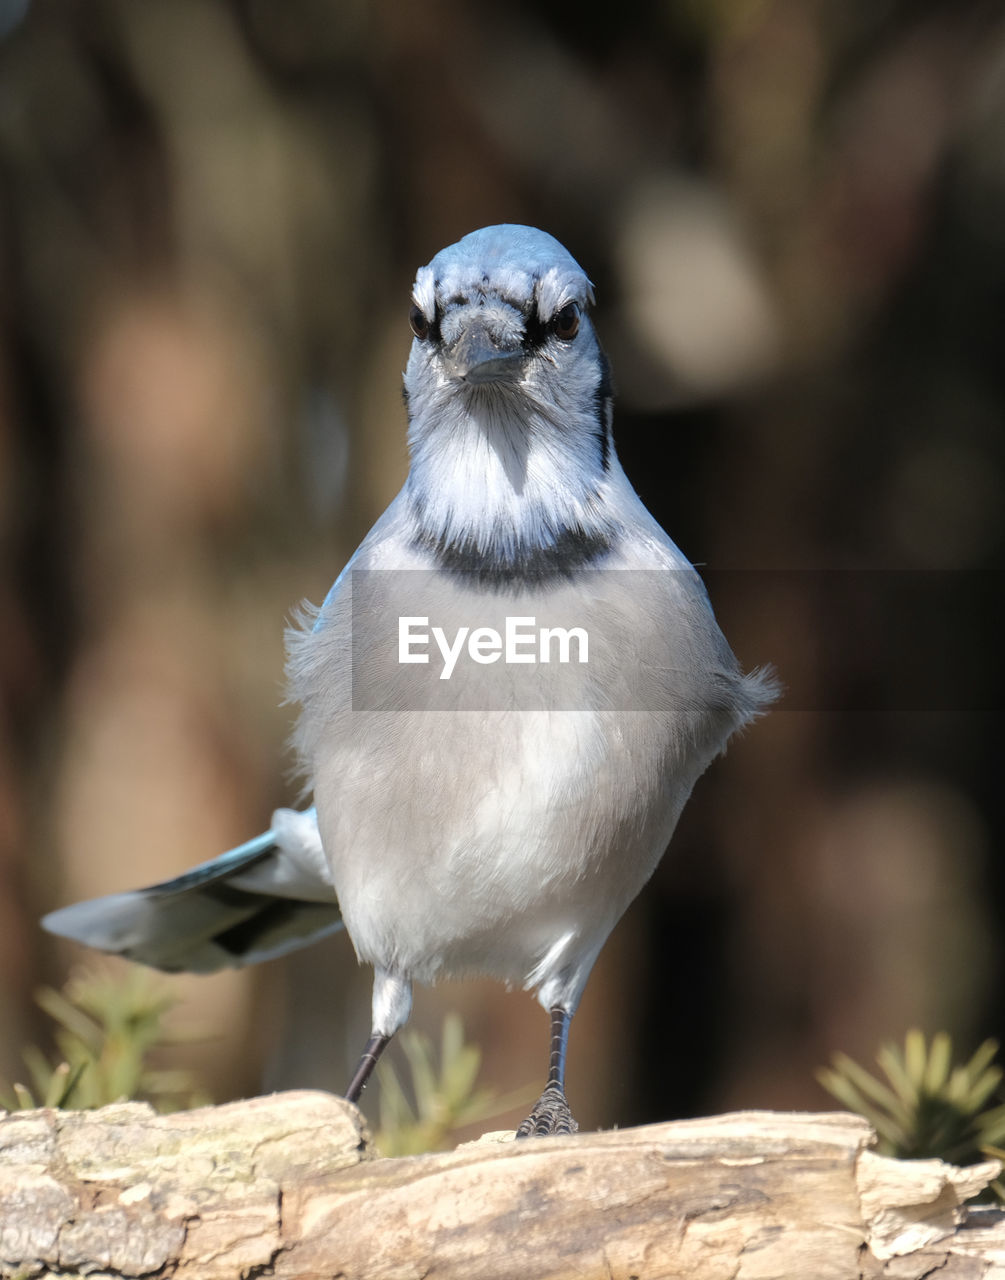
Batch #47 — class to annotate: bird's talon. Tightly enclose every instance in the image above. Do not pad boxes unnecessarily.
[515,1082,579,1138]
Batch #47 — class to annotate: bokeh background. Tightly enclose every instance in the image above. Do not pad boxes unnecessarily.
[2,0,1003,1134]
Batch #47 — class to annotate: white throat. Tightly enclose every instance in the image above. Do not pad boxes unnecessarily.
[405,383,613,564]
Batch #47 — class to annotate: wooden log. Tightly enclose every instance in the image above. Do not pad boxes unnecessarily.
[1,1093,1002,1278]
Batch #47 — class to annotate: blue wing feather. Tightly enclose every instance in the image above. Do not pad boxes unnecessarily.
[42,813,343,974]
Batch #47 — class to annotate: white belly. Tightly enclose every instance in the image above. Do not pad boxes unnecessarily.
[313,704,697,1003]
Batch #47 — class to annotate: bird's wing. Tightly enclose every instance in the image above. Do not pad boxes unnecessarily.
[41,808,343,974]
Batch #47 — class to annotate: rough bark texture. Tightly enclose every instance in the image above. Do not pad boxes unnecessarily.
[2,1094,1004,1279]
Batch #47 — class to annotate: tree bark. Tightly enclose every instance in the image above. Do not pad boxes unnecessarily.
[1,1093,1003,1279]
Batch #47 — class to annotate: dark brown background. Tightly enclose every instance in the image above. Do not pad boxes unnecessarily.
[2,0,1003,1134]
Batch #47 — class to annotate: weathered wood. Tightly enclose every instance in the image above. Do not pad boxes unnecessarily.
[1,1094,1003,1279]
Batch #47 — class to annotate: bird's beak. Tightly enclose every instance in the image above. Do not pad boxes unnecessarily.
[442,317,524,384]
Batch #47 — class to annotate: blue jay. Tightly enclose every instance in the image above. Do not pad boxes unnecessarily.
[43,225,775,1136]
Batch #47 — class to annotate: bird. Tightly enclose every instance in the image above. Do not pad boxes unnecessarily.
[43,224,776,1136]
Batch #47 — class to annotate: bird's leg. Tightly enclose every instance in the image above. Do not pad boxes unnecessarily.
[344,1032,391,1103]
[516,1005,578,1138]
[345,970,412,1104]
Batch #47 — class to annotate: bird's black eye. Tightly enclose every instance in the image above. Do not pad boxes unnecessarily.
[551,301,580,341]
[409,303,431,340]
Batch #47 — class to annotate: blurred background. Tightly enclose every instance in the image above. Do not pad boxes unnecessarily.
[1,0,1004,1136]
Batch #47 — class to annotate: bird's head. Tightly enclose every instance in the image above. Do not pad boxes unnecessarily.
[401,227,616,569]
[408,223,598,380]
[404,224,610,455]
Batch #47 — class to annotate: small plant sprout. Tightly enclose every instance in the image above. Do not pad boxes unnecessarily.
[819,1029,1005,1199]
[375,1013,536,1156]
[1,964,209,1113]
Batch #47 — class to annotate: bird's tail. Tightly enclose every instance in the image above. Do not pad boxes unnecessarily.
[41,808,343,974]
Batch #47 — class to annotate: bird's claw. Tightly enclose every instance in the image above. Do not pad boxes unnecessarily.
[515,1082,579,1138]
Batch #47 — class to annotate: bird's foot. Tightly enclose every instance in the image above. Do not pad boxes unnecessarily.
[515,1082,579,1138]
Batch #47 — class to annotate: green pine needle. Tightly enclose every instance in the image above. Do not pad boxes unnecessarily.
[1,964,208,1114]
[375,1012,536,1156]
[818,1030,1005,1201]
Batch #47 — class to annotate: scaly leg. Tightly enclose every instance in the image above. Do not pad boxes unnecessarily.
[516,1005,578,1138]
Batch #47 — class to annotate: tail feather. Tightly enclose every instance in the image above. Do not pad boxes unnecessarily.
[41,809,343,974]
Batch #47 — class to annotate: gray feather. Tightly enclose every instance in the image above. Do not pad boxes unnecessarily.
[42,810,342,973]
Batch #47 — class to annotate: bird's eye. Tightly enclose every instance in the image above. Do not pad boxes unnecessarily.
[551,302,580,341]
[409,304,431,340]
